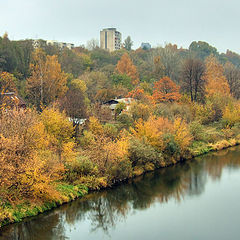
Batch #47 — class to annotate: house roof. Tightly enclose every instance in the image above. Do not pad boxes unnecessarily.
[103,99,119,105]
[0,92,26,108]
[103,98,134,105]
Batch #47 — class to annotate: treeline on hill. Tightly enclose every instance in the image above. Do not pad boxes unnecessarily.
[1,33,240,226]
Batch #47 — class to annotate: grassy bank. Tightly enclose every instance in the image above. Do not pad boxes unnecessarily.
[0,184,88,227]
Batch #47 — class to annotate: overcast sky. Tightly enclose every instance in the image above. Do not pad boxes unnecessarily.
[1,0,239,53]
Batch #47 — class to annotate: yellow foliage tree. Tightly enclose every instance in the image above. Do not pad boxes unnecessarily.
[0,109,65,203]
[41,107,75,161]
[88,116,104,135]
[27,48,68,109]
[204,55,230,97]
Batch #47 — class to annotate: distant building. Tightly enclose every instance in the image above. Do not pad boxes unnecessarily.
[100,28,122,52]
[32,39,74,50]
[46,40,74,49]
[32,39,42,49]
[32,39,48,49]
[141,42,151,50]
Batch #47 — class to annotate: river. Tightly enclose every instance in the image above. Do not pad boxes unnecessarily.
[1,146,240,240]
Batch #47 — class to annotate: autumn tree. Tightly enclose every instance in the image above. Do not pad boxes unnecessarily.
[26,48,68,109]
[130,116,173,151]
[181,58,205,102]
[95,88,116,103]
[203,55,230,97]
[0,33,19,73]
[123,36,133,51]
[0,72,17,92]
[153,56,165,80]
[127,87,145,100]
[224,62,240,99]
[224,50,240,67]
[86,38,99,51]
[59,79,88,120]
[129,102,151,121]
[152,76,181,103]
[153,44,180,82]
[173,117,192,155]
[41,107,75,161]
[80,71,109,102]
[0,109,65,203]
[111,73,132,90]
[130,48,153,81]
[189,41,218,60]
[115,53,139,85]
[127,86,152,103]
[59,48,92,77]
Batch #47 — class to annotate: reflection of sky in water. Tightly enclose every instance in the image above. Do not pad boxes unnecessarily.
[1,146,240,240]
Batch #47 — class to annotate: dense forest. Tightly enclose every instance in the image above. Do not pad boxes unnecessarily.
[1,33,240,227]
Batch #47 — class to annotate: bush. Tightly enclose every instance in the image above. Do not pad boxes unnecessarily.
[107,159,132,182]
[103,123,118,139]
[130,116,172,151]
[189,121,207,142]
[116,113,133,129]
[163,133,180,156]
[130,102,151,121]
[222,103,240,128]
[172,117,193,155]
[66,155,98,183]
[191,102,215,124]
[193,95,233,124]
[75,176,108,190]
[128,138,163,168]
[154,103,192,122]
[115,102,126,118]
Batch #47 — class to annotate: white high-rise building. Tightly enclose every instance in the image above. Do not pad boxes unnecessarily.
[100,28,121,52]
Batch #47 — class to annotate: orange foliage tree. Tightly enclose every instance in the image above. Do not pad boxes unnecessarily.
[204,55,230,97]
[127,87,145,100]
[152,76,181,103]
[116,53,139,85]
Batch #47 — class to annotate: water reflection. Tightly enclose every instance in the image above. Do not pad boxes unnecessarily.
[1,146,240,240]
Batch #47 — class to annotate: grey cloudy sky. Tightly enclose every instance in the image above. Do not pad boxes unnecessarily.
[1,0,239,53]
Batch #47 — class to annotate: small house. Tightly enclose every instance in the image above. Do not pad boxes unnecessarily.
[0,92,26,109]
[103,98,134,112]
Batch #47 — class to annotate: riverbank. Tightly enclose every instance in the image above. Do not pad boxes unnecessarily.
[1,127,240,228]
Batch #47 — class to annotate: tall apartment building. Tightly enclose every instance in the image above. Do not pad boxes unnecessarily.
[100,28,121,52]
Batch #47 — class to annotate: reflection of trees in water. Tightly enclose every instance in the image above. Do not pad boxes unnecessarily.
[1,146,240,239]
[0,211,67,240]
[202,147,240,181]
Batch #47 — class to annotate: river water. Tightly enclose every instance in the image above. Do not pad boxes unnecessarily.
[1,146,240,240]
